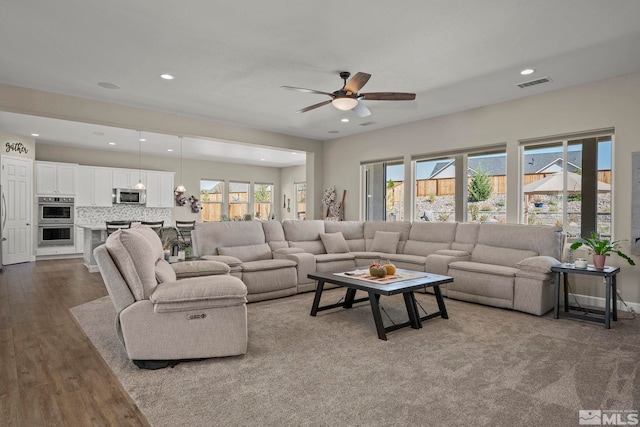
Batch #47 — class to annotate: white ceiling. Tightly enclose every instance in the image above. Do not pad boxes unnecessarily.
[2,0,640,163]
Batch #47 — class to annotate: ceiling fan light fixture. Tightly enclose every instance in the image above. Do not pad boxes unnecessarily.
[332,97,358,111]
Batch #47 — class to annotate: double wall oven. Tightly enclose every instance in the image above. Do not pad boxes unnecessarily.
[38,196,75,246]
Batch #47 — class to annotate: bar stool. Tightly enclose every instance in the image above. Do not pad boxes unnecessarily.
[105,220,132,236]
[141,220,164,238]
[175,220,196,250]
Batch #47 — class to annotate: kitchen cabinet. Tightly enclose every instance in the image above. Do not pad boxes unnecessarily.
[77,166,113,207]
[36,161,77,195]
[112,168,146,189]
[145,171,175,207]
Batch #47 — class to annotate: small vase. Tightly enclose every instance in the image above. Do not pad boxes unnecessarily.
[593,254,606,269]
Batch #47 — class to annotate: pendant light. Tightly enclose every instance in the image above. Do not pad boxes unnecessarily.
[134,131,146,190]
[175,136,186,193]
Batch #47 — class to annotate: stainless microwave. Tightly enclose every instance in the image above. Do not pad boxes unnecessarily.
[112,188,146,205]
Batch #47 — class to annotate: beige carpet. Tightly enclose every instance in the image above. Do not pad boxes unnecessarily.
[71,289,640,427]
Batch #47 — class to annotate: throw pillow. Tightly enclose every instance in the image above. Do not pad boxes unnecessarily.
[370,231,401,254]
[155,259,177,283]
[517,256,561,273]
[320,232,350,254]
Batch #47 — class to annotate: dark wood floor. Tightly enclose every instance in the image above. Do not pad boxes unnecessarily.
[0,258,149,426]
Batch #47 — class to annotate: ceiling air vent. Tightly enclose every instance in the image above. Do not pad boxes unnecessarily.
[517,77,552,89]
[359,121,376,127]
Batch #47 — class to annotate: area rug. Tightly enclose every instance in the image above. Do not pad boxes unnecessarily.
[71,290,640,427]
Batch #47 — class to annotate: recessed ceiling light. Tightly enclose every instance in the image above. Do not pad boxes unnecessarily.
[139,138,146,142]
[31,133,39,137]
[328,130,339,134]
[291,152,297,155]
[160,74,175,80]
[98,82,120,90]
[260,158,266,161]
[167,148,173,152]
[108,142,116,145]
[520,68,535,75]
[341,118,349,123]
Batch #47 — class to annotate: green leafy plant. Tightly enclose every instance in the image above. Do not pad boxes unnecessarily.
[468,166,492,202]
[570,231,635,266]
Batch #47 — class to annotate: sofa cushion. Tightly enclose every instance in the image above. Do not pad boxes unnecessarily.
[471,244,538,269]
[449,261,519,278]
[408,222,457,243]
[289,240,326,255]
[240,258,297,273]
[155,259,177,283]
[315,253,356,263]
[150,275,247,304]
[384,253,427,266]
[403,241,450,257]
[282,220,325,241]
[516,256,561,274]
[219,243,272,262]
[200,255,243,267]
[171,260,231,279]
[105,228,158,300]
[192,221,266,256]
[370,231,401,254]
[320,232,350,254]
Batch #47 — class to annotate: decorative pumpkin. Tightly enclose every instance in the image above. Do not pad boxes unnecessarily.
[369,263,387,278]
[383,263,396,275]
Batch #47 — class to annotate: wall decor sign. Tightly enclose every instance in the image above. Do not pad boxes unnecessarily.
[5,141,29,154]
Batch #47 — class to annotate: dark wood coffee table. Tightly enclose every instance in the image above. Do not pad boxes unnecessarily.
[308,269,453,340]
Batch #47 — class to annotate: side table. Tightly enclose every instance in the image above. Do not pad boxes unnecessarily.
[551,263,620,329]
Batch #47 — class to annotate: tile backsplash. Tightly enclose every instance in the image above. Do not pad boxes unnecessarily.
[76,206,172,224]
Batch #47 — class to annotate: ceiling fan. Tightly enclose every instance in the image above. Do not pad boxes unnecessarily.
[281,71,416,118]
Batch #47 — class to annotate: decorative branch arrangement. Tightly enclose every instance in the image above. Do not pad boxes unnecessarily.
[322,186,346,220]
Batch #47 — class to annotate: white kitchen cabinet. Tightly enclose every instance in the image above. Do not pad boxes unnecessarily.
[112,168,146,189]
[36,161,77,195]
[145,171,175,207]
[77,166,113,207]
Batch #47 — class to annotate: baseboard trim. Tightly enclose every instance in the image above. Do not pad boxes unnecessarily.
[565,292,640,313]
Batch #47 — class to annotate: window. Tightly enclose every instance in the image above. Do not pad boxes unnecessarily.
[295,183,306,220]
[521,134,612,238]
[415,157,456,222]
[200,180,224,222]
[253,183,273,220]
[362,160,404,221]
[229,182,250,220]
[413,147,506,223]
[467,152,507,223]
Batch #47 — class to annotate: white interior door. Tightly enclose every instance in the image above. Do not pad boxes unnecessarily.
[1,156,33,265]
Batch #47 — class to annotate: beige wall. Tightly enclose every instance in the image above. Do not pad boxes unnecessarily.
[324,72,640,303]
[36,143,283,222]
[0,83,323,219]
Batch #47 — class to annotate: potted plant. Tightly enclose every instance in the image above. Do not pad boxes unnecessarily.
[532,196,544,208]
[570,231,636,269]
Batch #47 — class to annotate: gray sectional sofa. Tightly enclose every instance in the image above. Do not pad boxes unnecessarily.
[192,220,562,315]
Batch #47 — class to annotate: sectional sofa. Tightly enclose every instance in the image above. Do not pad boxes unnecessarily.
[191,220,563,316]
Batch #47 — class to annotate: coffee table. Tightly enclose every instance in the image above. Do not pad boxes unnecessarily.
[308,269,453,340]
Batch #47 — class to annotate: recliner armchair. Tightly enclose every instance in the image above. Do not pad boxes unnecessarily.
[94,224,248,369]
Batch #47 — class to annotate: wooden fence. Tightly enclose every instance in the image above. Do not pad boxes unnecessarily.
[399,170,612,197]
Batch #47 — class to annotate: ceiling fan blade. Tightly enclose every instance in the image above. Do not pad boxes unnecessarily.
[359,92,416,101]
[344,72,371,94]
[297,99,333,113]
[281,86,334,97]
[351,102,371,118]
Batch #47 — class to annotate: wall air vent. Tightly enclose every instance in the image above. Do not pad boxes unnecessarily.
[359,121,376,127]
[517,77,552,89]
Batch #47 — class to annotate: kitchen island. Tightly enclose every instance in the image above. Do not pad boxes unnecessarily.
[76,224,108,273]
[77,222,176,272]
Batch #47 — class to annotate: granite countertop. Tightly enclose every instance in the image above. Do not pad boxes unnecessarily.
[76,222,175,230]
